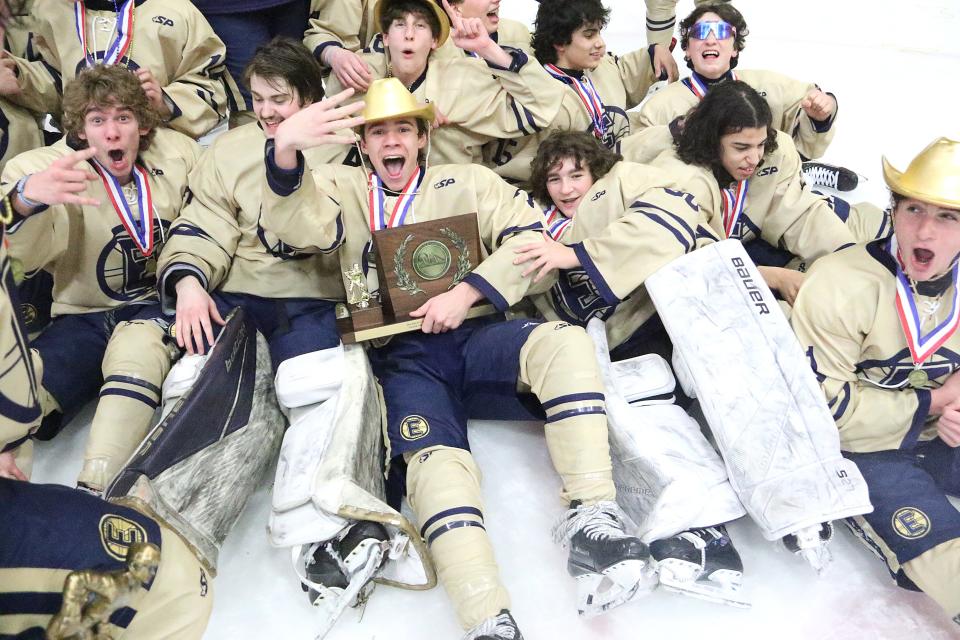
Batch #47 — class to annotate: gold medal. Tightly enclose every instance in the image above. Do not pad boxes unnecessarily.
[907,368,928,389]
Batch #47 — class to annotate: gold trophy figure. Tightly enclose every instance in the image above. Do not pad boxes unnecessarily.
[47,543,161,640]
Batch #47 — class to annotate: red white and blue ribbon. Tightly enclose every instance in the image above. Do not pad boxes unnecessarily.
[75,0,135,67]
[93,160,155,256]
[890,233,960,364]
[682,70,738,100]
[543,205,573,241]
[367,167,422,231]
[720,179,748,239]
[544,64,607,141]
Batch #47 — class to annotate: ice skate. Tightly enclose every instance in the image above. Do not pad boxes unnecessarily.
[552,500,657,617]
[462,610,523,640]
[802,161,860,192]
[650,525,749,608]
[298,521,391,639]
[782,522,834,575]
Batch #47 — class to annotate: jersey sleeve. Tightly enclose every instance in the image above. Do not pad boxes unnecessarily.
[572,185,703,304]
[464,168,547,310]
[161,8,239,137]
[791,259,930,452]
[8,16,64,118]
[0,149,67,273]
[612,48,657,110]
[766,70,836,160]
[305,0,365,60]
[759,138,854,261]
[260,146,346,255]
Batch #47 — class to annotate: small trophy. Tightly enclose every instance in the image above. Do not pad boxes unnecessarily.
[335,213,496,344]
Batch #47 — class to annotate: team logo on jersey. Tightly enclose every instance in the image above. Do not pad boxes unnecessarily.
[892,507,930,539]
[400,415,430,441]
[256,211,312,261]
[19,303,37,325]
[411,240,452,281]
[96,220,171,301]
[152,15,174,27]
[99,514,149,561]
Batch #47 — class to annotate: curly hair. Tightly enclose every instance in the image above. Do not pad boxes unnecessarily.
[529,131,621,205]
[674,80,778,173]
[61,65,161,151]
[679,2,748,71]
[532,0,610,65]
[379,0,442,40]
[243,37,324,105]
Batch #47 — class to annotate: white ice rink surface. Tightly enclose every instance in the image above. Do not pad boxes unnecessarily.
[32,0,960,638]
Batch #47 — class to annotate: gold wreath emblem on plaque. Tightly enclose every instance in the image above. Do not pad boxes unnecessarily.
[394,228,473,296]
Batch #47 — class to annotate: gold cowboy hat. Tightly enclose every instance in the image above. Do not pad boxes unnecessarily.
[882,137,960,210]
[361,77,435,125]
[374,0,450,48]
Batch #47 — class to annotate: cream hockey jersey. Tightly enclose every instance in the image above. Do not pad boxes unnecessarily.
[791,238,960,453]
[10,0,242,138]
[1,129,200,315]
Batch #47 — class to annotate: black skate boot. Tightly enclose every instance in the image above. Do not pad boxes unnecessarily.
[303,542,348,604]
[650,524,748,607]
[552,500,657,617]
[802,161,859,192]
[463,609,523,640]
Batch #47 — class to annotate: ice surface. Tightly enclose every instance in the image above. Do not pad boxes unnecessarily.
[30,0,960,637]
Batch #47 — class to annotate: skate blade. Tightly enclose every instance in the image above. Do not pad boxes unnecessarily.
[798,545,833,576]
[574,561,658,618]
[659,575,750,609]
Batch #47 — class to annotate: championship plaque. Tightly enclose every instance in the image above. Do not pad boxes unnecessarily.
[336,213,497,344]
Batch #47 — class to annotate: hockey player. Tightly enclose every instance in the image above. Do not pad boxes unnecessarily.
[515,130,753,605]
[631,80,887,305]
[0,64,200,492]
[0,478,213,639]
[485,0,677,185]
[158,37,347,362]
[261,77,656,636]
[0,0,242,138]
[308,0,532,92]
[635,3,839,161]
[791,138,960,627]
[323,0,574,170]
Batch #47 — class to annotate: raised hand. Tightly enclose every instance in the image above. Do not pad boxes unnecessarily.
[15,146,101,215]
[0,53,20,96]
[441,0,498,58]
[136,68,172,120]
[801,88,836,123]
[273,88,365,168]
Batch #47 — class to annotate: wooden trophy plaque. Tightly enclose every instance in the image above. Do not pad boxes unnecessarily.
[336,213,497,344]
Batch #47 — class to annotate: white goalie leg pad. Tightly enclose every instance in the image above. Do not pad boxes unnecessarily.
[269,343,434,611]
[274,346,344,412]
[645,240,872,541]
[587,320,744,543]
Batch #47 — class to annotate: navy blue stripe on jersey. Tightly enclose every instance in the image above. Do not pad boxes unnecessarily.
[98,388,159,409]
[541,392,605,411]
[900,389,931,451]
[103,375,161,397]
[828,195,851,222]
[646,16,675,29]
[830,382,851,421]
[571,243,619,306]
[545,406,606,424]
[420,506,483,537]
[496,222,543,248]
[632,200,697,245]
[645,213,691,252]
[696,224,720,243]
[462,273,508,312]
[508,97,530,136]
[426,520,485,545]
[168,223,218,242]
[264,143,304,197]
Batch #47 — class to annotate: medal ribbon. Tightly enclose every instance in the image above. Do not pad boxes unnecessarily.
[75,0,135,67]
[543,205,572,241]
[544,64,607,141]
[889,233,960,364]
[682,70,738,100]
[93,160,155,256]
[367,167,422,231]
[720,179,748,238]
